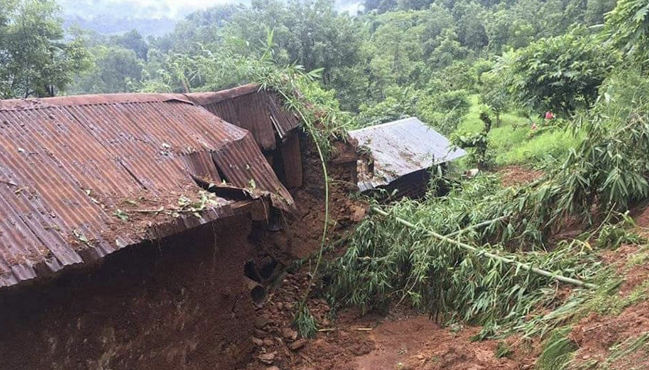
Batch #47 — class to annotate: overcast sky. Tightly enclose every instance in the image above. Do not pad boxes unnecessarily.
[58,0,362,19]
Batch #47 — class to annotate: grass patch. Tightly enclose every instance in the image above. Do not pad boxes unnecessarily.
[456,95,581,166]
[495,341,513,358]
[496,129,581,166]
[608,333,649,363]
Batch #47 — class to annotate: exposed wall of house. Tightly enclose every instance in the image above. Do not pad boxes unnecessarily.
[384,170,432,199]
[372,168,450,200]
[0,214,257,370]
[276,134,363,259]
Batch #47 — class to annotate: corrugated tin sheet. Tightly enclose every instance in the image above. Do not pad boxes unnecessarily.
[185,85,301,151]
[349,117,466,192]
[0,92,294,288]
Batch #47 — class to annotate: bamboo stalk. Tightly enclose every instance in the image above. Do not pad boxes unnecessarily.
[371,206,597,289]
[444,215,509,238]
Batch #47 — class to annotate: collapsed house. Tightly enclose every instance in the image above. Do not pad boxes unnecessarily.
[349,117,466,199]
[184,84,305,190]
[0,87,359,370]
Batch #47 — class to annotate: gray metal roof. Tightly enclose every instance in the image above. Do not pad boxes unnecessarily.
[349,117,466,191]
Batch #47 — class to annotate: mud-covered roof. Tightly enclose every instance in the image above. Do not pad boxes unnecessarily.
[185,84,301,150]
[0,91,294,288]
[349,117,466,192]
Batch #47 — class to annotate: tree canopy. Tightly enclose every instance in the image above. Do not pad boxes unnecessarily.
[0,0,89,98]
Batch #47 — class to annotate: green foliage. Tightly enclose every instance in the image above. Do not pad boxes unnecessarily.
[496,129,580,165]
[110,29,149,61]
[226,0,364,92]
[505,27,619,115]
[495,341,513,358]
[419,89,471,134]
[607,333,649,363]
[69,45,144,94]
[535,327,577,370]
[455,95,578,166]
[594,212,644,249]
[0,0,91,98]
[606,0,649,64]
[479,72,510,125]
[325,175,603,338]
[357,87,419,126]
[294,304,318,338]
[452,109,493,169]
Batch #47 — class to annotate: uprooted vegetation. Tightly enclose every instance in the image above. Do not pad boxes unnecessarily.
[232,46,649,370]
[290,70,649,369]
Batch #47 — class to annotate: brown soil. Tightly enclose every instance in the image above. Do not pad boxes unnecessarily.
[240,269,536,370]
[569,238,649,370]
[278,136,366,259]
[630,203,649,239]
[499,165,544,188]
[570,300,649,369]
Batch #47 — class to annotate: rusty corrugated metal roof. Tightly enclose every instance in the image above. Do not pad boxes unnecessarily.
[185,85,301,151]
[0,92,294,288]
[349,117,466,192]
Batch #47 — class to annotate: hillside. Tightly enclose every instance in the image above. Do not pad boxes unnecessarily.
[2,0,649,369]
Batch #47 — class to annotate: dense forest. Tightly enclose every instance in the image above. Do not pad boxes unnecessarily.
[0,0,625,133]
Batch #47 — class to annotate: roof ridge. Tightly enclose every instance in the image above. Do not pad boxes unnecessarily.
[351,116,423,133]
[183,83,260,106]
[0,93,194,111]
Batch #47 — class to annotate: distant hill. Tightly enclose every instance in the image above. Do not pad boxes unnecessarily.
[58,0,361,37]
[64,15,176,37]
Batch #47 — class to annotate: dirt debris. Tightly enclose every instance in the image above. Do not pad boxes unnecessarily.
[498,165,544,188]
[570,300,649,370]
[240,268,535,370]
[246,154,649,370]
[280,136,366,259]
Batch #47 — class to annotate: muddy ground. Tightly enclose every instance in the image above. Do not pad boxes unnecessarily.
[239,166,649,370]
[240,270,539,370]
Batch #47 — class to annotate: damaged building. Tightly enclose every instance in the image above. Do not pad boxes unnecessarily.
[0,87,359,369]
[350,117,466,199]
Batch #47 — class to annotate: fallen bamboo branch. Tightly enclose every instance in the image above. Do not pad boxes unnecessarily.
[445,215,509,238]
[370,206,597,289]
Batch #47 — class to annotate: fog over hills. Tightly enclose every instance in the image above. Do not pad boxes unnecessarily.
[59,0,362,36]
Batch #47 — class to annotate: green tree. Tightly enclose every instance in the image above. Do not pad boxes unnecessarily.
[606,0,649,64]
[584,0,616,25]
[366,11,426,87]
[479,71,509,125]
[111,29,149,61]
[505,27,619,115]
[452,0,489,50]
[427,29,468,69]
[418,88,471,134]
[357,86,419,126]
[0,0,90,98]
[69,46,144,94]
[364,0,399,13]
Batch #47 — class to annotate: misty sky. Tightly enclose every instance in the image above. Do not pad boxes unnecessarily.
[57,0,363,19]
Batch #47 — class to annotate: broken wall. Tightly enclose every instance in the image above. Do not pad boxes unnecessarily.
[260,134,365,260]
